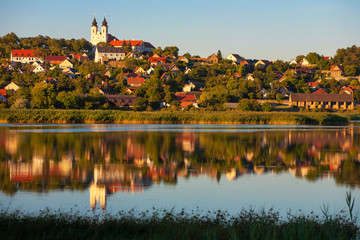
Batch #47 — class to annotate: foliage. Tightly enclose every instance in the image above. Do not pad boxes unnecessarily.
[261,102,273,112]
[31,82,56,109]
[0,208,357,240]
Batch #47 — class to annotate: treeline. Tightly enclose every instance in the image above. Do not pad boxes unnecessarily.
[0,32,92,59]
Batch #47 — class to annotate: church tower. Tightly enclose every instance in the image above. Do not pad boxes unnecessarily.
[100,17,109,43]
[91,17,99,46]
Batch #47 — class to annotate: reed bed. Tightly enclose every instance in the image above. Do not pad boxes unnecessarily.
[0,208,357,240]
[0,109,351,125]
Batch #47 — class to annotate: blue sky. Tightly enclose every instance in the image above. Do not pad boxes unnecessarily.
[1,0,359,60]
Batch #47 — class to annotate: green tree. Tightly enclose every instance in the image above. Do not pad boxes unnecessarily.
[31,82,56,109]
[56,91,81,109]
[305,52,320,64]
[344,65,357,76]
[216,50,223,61]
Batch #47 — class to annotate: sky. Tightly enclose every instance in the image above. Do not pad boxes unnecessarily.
[1,0,359,60]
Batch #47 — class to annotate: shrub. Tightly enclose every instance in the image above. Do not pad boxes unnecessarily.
[261,102,273,112]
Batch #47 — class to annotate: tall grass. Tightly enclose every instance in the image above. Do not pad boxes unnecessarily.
[0,109,350,125]
[0,208,357,240]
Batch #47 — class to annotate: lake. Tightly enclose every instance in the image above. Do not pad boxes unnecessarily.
[0,123,359,217]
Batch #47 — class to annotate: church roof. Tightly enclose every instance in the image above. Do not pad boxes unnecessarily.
[92,17,97,27]
[102,17,108,27]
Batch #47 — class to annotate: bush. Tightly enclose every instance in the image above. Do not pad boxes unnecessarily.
[261,102,273,112]
[238,99,260,112]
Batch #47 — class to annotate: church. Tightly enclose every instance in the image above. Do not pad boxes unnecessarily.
[90,17,155,53]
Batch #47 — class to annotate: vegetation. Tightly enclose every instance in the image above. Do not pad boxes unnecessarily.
[0,109,350,124]
[0,208,357,240]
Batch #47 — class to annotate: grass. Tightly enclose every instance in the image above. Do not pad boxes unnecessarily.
[0,109,352,125]
[0,208,357,240]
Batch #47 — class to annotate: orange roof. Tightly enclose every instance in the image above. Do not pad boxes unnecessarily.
[109,40,143,47]
[128,77,145,85]
[12,49,36,58]
[306,81,317,87]
[0,89,6,96]
[313,89,327,94]
[330,65,343,71]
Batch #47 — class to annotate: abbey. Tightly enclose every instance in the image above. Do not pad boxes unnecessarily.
[90,17,117,46]
[90,17,155,53]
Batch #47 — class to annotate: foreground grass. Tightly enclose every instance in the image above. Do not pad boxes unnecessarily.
[0,109,352,125]
[0,208,358,240]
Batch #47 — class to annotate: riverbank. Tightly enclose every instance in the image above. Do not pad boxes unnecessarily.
[0,109,358,125]
[0,209,357,240]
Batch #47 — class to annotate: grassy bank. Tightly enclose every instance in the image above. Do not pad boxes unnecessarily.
[0,209,357,240]
[0,109,353,125]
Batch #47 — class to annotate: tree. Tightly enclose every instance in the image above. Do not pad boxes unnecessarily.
[56,91,81,109]
[261,102,273,111]
[216,50,223,61]
[31,82,56,109]
[163,46,179,57]
[295,55,305,64]
[344,65,357,77]
[305,52,320,64]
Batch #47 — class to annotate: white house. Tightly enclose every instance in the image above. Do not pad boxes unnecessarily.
[226,54,243,64]
[5,82,20,91]
[11,49,42,64]
[33,64,45,74]
[94,46,126,63]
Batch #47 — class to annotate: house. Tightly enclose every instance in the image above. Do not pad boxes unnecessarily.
[234,72,242,79]
[94,46,125,63]
[289,93,354,110]
[306,81,318,91]
[275,86,290,98]
[44,77,57,84]
[178,56,189,63]
[175,92,198,108]
[184,68,192,74]
[160,73,171,81]
[339,86,358,95]
[255,60,271,69]
[33,64,45,74]
[125,87,135,94]
[300,58,310,66]
[105,95,137,107]
[169,64,180,74]
[72,53,89,62]
[330,65,344,78]
[45,55,67,65]
[59,59,74,69]
[146,66,154,75]
[62,68,77,79]
[208,54,219,64]
[109,40,155,53]
[245,73,255,81]
[149,57,166,66]
[5,82,20,91]
[134,67,146,75]
[226,54,243,64]
[295,67,313,75]
[0,89,7,102]
[11,49,42,63]
[259,88,269,99]
[127,77,145,87]
[182,81,205,92]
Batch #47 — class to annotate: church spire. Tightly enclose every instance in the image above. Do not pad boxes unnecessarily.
[102,17,108,27]
[92,17,97,27]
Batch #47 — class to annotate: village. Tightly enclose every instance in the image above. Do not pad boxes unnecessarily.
[0,17,359,112]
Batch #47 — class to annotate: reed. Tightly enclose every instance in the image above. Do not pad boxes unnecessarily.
[0,109,351,125]
[0,208,357,240]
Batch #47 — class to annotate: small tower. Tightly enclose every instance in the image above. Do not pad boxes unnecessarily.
[101,17,108,43]
[91,17,99,45]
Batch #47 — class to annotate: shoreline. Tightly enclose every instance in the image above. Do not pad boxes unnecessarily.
[0,109,357,125]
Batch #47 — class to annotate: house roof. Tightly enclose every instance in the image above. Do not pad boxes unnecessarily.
[128,77,145,85]
[330,65,344,71]
[46,55,66,62]
[12,49,36,58]
[97,46,125,53]
[228,54,243,60]
[105,95,137,107]
[290,93,353,102]
[109,40,144,47]
[0,89,6,96]
[143,42,155,49]
[306,81,318,87]
[313,89,327,94]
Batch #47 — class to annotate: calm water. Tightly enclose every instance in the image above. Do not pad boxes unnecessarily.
[0,123,359,217]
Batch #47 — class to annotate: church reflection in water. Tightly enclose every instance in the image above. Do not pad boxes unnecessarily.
[1,127,360,210]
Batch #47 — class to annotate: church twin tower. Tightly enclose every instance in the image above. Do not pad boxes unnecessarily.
[91,17,109,46]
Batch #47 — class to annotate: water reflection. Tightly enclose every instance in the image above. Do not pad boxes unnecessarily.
[1,124,360,211]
